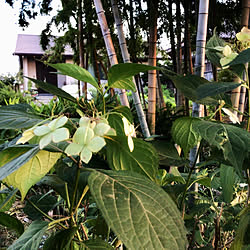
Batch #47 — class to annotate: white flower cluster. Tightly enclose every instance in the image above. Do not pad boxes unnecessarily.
[65,117,115,163]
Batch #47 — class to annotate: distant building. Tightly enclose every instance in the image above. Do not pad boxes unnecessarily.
[13,34,78,98]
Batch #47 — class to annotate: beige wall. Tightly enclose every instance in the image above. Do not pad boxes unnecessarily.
[22,56,75,91]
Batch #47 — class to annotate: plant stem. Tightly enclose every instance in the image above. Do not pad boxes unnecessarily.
[180,140,203,212]
[245,66,250,131]
[74,185,89,216]
[70,162,81,226]
[27,198,67,229]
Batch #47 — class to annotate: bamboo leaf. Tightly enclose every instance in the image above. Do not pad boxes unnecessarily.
[8,220,49,250]
[220,164,235,203]
[171,117,201,158]
[0,212,24,236]
[106,136,158,182]
[27,77,77,103]
[108,63,159,91]
[0,104,42,129]
[3,151,61,200]
[48,63,99,90]
[88,170,187,249]
[197,82,241,100]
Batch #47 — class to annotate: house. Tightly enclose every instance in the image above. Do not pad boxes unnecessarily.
[13,34,79,100]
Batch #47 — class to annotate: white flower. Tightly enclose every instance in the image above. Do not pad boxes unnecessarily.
[122,117,135,152]
[33,116,69,149]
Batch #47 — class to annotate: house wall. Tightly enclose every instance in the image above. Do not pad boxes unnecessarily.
[57,58,76,88]
[22,56,37,91]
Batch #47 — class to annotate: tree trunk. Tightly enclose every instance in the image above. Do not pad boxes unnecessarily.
[93,0,129,107]
[192,0,209,118]
[111,0,150,138]
[147,0,159,135]
[238,0,249,121]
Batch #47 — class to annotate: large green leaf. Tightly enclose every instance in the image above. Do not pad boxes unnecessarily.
[0,189,17,212]
[106,136,158,182]
[0,146,40,181]
[88,170,187,249]
[111,106,133,123]
[3,150,61,200]
[230,207,250,249]
[150,140,188,167]
[27,77,77,103]
[108,63,159,91]
[220,164,235,203]
[8,220,49,250]
[192,120,250,175]
[206,29,225,67]
[48,63,99,90]
[0,212,24,236]
[0,104,42,129]
[197,82,241,100]
[80,239,114,249]
[169,74,220,105]
[107,113,125,136]
[43,227,78,250]
[171,117,201,158]
[24,194,58,220]
[227,48,250,66]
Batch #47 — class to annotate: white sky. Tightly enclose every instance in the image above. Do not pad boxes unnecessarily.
[0,1,62,75]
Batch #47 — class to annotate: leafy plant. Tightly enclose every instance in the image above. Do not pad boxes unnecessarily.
[0,62,187,249]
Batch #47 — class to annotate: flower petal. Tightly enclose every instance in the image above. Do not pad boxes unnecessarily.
[79,117,90,127]
[87,136,106,152]
[222,45,232,57]
[73,126,94,145]
[52,128,70,143]
[80,147,92,164]
[106,128,116,136]
[39,133,52,149]
[49,116,68,130]
[65,143,83,156]
[17,129,34,144]
[34,125,51,136]
[94,123,110,136]
[128,135,134,152]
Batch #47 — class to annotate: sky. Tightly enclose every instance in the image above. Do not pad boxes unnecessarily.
[0,1,170,76]
[0,1,62,75]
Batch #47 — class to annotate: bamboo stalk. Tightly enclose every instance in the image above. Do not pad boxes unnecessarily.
[93,0,129,107]
[238,0,249,121]
[192,0,209,118]
[111,0,150,138]
[147,0,159,134]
